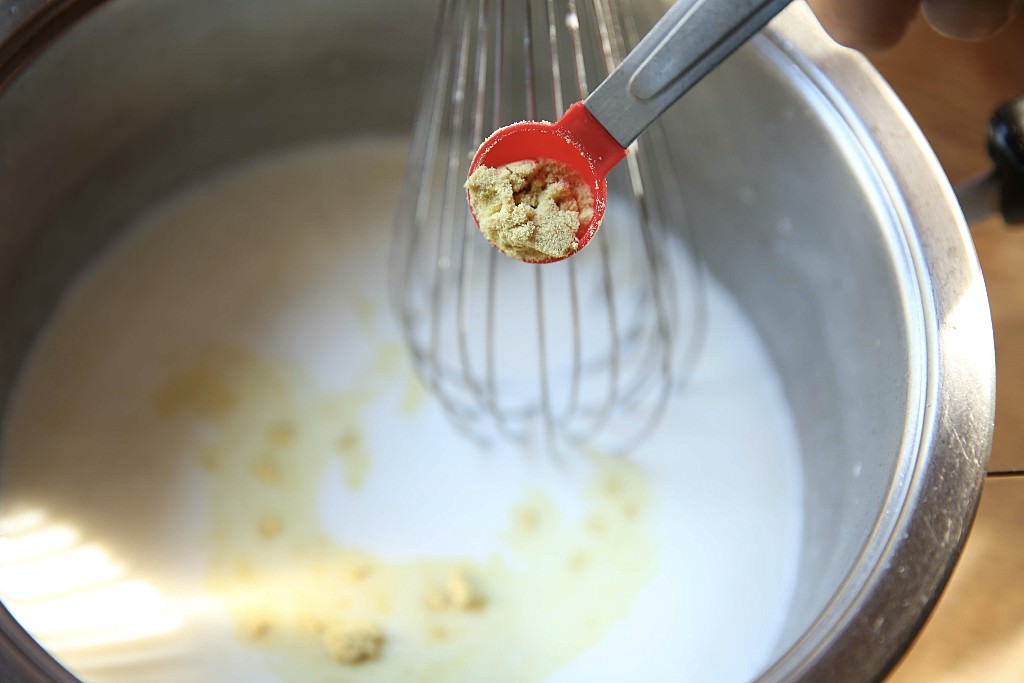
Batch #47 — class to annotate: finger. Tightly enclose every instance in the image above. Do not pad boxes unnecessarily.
[922,0,1022,40]
[806,0,921,50]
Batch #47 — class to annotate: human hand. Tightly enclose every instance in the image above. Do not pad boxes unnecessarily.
[806,0,1021,50]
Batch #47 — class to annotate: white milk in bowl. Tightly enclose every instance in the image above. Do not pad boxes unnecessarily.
[0,138,803,683]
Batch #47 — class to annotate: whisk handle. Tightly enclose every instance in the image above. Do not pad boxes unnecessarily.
[584,0,793,148]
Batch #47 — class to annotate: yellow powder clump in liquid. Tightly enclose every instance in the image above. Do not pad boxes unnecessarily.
[321,621,385,665]
[465,159,594,262]
[425,568,486,611]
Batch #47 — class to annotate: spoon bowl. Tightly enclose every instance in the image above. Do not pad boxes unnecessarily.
[468,102,627,263]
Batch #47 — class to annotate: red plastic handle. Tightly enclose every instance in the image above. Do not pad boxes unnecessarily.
[556,102,628,177]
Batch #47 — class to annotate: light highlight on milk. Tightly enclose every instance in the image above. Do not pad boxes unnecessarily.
[0,138,803,683]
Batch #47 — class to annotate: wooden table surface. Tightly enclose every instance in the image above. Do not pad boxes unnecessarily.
[864,14,1024,683]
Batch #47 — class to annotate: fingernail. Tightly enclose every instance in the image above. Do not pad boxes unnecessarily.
[923,0,1016,40]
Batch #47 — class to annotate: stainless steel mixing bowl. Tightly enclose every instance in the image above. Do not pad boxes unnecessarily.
[0,0,995,680]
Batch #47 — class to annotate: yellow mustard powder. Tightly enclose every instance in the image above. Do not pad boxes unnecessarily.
[157,344,654,681]
[465,159,594,262]
[321,621,385,665]
[425,568,486,611]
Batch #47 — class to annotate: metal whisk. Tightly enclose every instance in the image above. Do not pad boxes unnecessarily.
[391,0,705,453]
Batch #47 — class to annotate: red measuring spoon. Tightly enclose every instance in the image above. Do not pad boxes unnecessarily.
[467,0,793,263]
[468,102,627,264]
